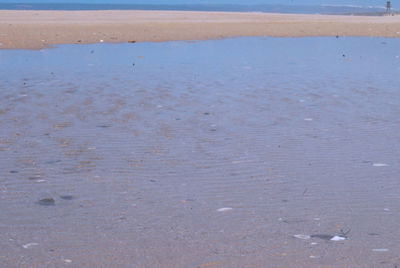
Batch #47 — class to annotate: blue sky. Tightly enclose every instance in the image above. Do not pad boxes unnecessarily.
[0,0,396,8]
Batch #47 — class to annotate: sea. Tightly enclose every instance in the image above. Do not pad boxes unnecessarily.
[0,1,397,15]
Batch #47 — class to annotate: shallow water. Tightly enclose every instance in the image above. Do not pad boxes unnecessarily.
[1,37,400,267]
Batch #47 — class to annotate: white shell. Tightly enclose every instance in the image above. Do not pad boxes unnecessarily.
[23,243,39,249]
[294,234,311,240]
[372,248,389,252]
[330,236,346,241]
[373,163,389,167]
[217,207,233,212]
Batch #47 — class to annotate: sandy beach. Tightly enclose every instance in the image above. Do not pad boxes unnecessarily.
[1,5,400,267]
[1,10,400,49]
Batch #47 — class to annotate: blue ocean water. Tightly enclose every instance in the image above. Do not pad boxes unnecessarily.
[0,0,397,14]
[0,0,396,5]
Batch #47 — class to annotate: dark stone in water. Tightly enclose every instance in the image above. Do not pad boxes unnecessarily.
[9,170,18,174]
[45,159,62,164]
[60,195,74,200]
[311,234,334,240]
[283,219,306,224]
[38,198,55,206]
[96,125,111,128]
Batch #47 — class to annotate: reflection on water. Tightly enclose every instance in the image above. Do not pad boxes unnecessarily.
[1,37,400,267]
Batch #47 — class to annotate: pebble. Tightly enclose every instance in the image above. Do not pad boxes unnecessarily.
[64,259,72,263]
[217,207,233,212]
[304,118,313,121]
[60,195,74,200]
[45,159,62,164]
[38,198,55,206]
[311,234,333,240]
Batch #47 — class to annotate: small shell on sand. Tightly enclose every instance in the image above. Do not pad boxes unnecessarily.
[372,248,389,252]
[373,163,389,167]
[294,234,311,240]
[217,207,233,212]
[23,242,39,249]
[330,236,346,241]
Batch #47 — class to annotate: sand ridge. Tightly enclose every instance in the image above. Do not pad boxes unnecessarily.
[1,10,400,49]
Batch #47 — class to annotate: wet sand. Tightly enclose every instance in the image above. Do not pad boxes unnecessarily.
[1,37,400,267]
[1,10,400,49]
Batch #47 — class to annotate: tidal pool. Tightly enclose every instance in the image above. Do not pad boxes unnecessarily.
[1,37,400,267]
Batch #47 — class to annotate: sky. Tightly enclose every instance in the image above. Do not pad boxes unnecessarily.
[0,0,397,8]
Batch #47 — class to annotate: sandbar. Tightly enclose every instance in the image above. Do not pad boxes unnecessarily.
[1,10,400,49]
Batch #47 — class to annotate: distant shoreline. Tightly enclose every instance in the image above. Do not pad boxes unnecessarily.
[0,3,395,14]
[1,10,400,49]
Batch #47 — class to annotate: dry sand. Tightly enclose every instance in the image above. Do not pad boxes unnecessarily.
[0,10,400,49]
